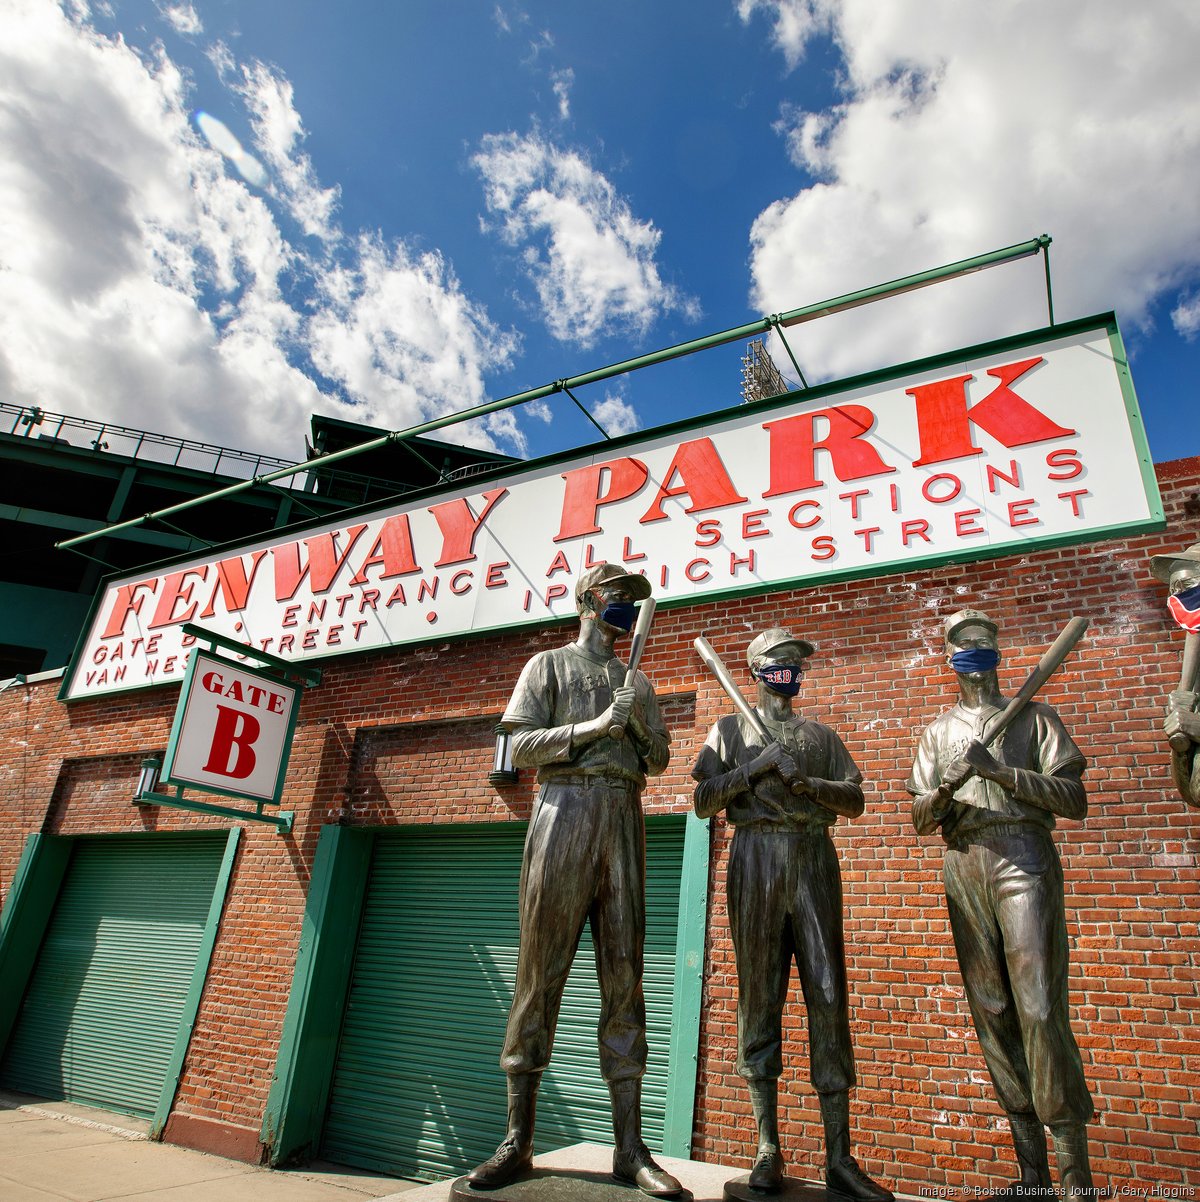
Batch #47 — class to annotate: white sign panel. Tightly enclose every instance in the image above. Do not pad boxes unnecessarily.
[64,317,1162,700]
[162,651,299,805]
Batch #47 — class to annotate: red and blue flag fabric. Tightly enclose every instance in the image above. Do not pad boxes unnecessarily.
[1168,583,1200,633]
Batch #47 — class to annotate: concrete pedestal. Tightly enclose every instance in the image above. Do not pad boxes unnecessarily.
[381,1143,914,1202]
[724,1172,838,1201]
[447,1166,694,1201]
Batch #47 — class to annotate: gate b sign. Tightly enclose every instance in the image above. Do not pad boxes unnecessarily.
[162,650,300,807]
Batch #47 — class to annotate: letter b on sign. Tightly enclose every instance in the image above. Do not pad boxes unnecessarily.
[202,704,261,779]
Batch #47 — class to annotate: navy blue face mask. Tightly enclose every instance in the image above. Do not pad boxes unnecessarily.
[756,664,803,696]
[950,647,1000,674]
[598,601,637,632]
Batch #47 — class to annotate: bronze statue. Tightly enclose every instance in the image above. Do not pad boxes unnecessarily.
[691,629,892,1201]
[1150,542,1200,808]
[908,609,1095,1199]
[468,563,684,1198]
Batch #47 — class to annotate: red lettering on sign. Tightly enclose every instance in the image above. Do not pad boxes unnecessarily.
[640,438,748,523]
[955,509,985,537]
[1046,448,1083,481]
[763,406,895,497]
[910,358,1075,466]
[431,488,508,567]
[100,580,157,639]
[201,705,260,779]
[200,551,267,619]
[556,459,649,541]
[273,525,368,601]
[149,568,209,630]
[349,515,420,585]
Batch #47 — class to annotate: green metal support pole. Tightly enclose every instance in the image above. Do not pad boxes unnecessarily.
[1041,234,1056,325]
[562,383,611,440]
[56,236,1050,553]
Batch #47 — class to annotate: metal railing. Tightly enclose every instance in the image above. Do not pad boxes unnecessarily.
[0,402,444,507]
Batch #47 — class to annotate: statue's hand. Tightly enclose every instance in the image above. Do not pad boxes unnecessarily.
[609,685,636,729]
[1168,689,1198,713]
[962,740,1002,777]
[1166,707,1200,742]
[962,740,1018,790]
[940,755,974,795]
[748,743,786,779]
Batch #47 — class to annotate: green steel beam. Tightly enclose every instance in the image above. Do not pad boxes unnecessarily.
[135,790,295,832]
[261,825,374,1165]
[0,835,73,1058]
[56,236,1050,553]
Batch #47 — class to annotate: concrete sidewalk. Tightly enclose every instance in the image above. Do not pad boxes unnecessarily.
[0,1094,422,1202]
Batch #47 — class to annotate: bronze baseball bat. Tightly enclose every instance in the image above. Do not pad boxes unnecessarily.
[978,616,1090,749]
[609,598,657,739]
[694,636,804,801]
[940,615,1089,801]
[1168,631,1200,753]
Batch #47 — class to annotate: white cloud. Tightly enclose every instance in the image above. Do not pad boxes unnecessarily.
[0,1,520,462]
[736,0,834,69]
[551,68,573,120]
[740,0,1200,383]
[473,131,698,347]
[156,2,201,37]
[591,392,641,438]
[306,234,521,450]
[1174,295,1200,340]
[232,61,340,242]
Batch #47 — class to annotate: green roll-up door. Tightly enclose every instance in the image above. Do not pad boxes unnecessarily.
[321,817,685,1182]
[0,832,227,1120]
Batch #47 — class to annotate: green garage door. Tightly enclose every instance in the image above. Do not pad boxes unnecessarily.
[0,832,229,1121]
[320,817,686,1182]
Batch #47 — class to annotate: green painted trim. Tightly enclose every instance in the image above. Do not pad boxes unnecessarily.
[1105,321,1165,523]
[0,834,73,1058]
[261,825,374,1166]
[661,811,711,1158]
[150,827,242,1138]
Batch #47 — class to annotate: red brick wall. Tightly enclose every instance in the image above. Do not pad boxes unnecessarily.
[1,457,1197,1192]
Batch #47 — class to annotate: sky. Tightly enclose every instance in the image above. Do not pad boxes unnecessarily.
[3,0,1200,472]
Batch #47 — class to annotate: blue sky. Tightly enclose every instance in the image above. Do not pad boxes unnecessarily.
[4,0,1200,468]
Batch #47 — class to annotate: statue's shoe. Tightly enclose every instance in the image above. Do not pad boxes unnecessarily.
[826,1155,894,1202]
[748,1148,784,1192]
[612,1142,684,1197]
[466,1138,533,1190]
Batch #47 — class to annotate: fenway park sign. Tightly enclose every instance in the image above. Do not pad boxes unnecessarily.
[63,317,1162,700]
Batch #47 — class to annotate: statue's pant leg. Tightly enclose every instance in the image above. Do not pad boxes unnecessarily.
[592,784,648,1083]
[501,785,600,1077]
[992,835,1093,1126]
[728,828,793,1083]
[945,837,1092,1125]
[789,833,856,1095]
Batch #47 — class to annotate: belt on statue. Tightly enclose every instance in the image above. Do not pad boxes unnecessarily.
[948,820,1050,849]
[542,773,641,792]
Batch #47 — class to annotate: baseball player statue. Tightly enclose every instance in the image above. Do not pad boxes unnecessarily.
[908,609,1095,1199]
[467,563,684,1198]
[1150,542,1200,808]
[692,628,893,1200]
